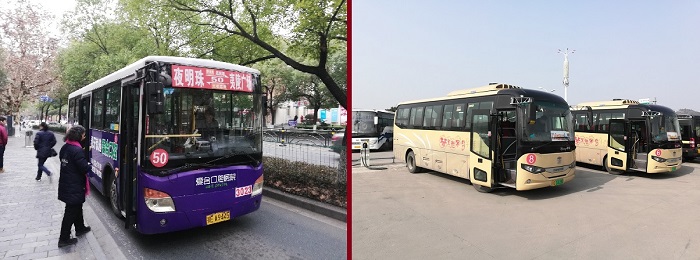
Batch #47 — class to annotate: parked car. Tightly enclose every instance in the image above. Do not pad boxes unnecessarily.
[330,131,346,153]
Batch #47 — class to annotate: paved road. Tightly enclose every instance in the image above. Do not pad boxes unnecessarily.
[352,159,700,259]
[87,191,346,260]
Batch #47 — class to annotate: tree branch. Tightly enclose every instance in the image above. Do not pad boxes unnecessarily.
[240,55,276,66]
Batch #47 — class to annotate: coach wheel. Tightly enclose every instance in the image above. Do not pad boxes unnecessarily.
[109,175,124,219]
[603,155,623,175]
[472,183,494,193]
[406,151,421,173]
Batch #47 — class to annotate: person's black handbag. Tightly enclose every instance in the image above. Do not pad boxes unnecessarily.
[50,148,58,157]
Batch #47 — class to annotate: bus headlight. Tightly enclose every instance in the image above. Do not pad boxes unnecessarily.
[569,161,576,168]
[144,188,176,213]
[651,156,666,162]
[521,164,546,174]
[370,139,378,144]
[251,175,264,197]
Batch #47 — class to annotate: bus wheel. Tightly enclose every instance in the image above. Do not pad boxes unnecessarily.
[472,183,493,193]
[109,175,124,219]
[406,151,422,173]
[603,156,623,175]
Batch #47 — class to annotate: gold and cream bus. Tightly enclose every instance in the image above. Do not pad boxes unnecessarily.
[393,83,576,192]
[571,99,682,174]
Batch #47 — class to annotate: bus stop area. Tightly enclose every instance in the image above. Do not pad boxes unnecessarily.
[0,130,126,259]
[352,159,700,259]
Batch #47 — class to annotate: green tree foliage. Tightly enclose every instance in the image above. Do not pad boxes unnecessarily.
[169,0,347,108]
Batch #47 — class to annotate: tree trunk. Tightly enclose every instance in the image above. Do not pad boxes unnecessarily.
[316,69,346,109]
[313,108,319,124]
[270,108,277,125]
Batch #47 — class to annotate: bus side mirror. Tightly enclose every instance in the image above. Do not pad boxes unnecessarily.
[374,116,378,125]
[146,82,164,114]
[528,104,537,124]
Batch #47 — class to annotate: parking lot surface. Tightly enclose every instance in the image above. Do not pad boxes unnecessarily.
[352,160,700,259]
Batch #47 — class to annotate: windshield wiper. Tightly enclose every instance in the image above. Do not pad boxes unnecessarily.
[204,149,260,167]
[162,162,217,175]
[530,140,556,152]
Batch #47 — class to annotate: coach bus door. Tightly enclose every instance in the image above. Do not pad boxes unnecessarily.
[469,109,494,192]
[607,119,631,172]
[118,82,140,228]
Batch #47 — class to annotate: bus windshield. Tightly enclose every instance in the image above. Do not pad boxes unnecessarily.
[650,115,681,143]
[144,87,263,172]
[679,119,692,141]
[522,101,574,142]
[352,111,376,135]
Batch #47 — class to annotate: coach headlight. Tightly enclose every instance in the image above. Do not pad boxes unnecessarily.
[569,161,576,168]
[651,156,666,162]
[521,164,546,174]
[370,139,378,144]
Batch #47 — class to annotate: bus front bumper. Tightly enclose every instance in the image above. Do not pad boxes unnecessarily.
[646,160,682,173]
[515,168,575,191]
[136,192,262,234]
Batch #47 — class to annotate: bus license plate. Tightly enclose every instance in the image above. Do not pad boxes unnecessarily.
[552,179,564,186]
[206,211,231,225]
[671,166,676,171]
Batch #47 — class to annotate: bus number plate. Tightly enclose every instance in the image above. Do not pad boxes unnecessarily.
[206,211,231,225]
[552,179,564,186]
[672,166,676,171]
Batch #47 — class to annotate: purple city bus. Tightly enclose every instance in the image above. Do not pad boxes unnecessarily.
[66,56,264,234]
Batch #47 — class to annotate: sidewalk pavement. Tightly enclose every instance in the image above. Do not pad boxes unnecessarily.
[0,128,125,260]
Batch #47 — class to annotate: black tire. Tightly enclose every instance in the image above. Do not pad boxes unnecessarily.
[472,183,494,193]
[109,174,124,219]
[406,151,421,173]
[604,155,623,175]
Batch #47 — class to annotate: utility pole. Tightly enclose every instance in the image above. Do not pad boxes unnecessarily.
[558,48,575,102]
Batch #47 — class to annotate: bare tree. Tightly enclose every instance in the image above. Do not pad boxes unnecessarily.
[0,1,59,118]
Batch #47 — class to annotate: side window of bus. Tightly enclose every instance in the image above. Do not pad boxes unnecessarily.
[453,104,465,130]
[442,104,454,129]
[396,108,410,128]
[598,113,611,132]
[465,101,491,130]
[422,105,442,129]
[409,107,424,128]
[92,89,105,129]
[575,113,589,131]
[105,86,120,132]
[611,112,625,120]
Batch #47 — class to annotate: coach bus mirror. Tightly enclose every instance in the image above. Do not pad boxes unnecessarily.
[158,71,172,86]
[146,82,165,114]
[527,103,537,124]
[374,116,379,125]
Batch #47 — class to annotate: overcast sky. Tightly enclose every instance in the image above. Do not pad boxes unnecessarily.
[352,1,700,112]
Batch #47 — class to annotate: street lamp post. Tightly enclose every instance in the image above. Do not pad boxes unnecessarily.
[558,48,575,102]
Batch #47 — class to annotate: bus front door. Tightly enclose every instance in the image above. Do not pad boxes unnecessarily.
[78,96,91,159]
[607,119,631,173]
[118,81,140,229]
[469,109,494,192]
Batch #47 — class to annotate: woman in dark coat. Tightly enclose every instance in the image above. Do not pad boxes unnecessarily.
[57,125,91,247]
[34,122,57,181]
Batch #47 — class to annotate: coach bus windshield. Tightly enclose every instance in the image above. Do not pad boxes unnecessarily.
[143,88,263,173]
[522,101,575,142]
[353,111,376,135]
[650,115,681,143]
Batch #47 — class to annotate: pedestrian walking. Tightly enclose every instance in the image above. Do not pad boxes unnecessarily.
[0,116,8,173]
[34,122,57,181]
[57,125,91,247]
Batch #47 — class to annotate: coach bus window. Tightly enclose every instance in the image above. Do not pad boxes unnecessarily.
[92,89,104,129]
[105,86,120,131]
[453,104,465,129]
[409,107,424,128]
[575,113,589,131]
[441,105,453,129]
[396,108,410,128]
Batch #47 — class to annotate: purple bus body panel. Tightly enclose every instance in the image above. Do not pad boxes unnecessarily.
[87,129,119,195]
[136,165,263,234]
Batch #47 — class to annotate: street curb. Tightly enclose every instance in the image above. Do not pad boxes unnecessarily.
[263,187,347,222]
